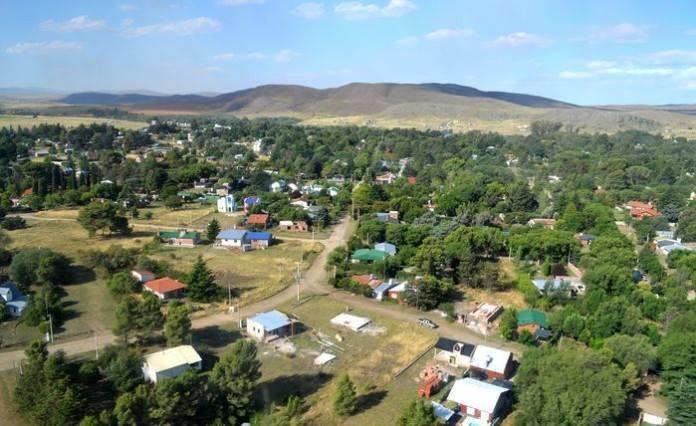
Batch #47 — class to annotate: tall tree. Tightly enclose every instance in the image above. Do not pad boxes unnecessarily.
[667,379,696,425]
[396,399,439,426]
[211,339,262,425]
[206,218,221,242]
[333,374,357,417]
[186,256,220,302]
[164,301,191,346]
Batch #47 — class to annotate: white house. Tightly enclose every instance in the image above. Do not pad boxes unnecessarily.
[330,313,371,332]
[433,337,475,368]
[246,310,294,342]
[270,180,287,193]
[0,282,28,318]
[142,345,202,383]
[217,195,237,214]
[447,378,511,425]
[216,229,249,249]
[470,345,514,379]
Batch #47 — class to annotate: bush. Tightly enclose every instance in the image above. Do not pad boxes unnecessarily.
[1,216,26,230]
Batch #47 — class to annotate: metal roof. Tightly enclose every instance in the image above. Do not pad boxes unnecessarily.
[143,345,202,373]
[248,310,291,331]
[470,345,512,375]
[247,231,272,241]
[217,229,248,240]
[447,378,509,413]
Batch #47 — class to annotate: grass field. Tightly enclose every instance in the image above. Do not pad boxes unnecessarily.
[0,370,23,426]
[250,297,437,425]
[0,114,146,130]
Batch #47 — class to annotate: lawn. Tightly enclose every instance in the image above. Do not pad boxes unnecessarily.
[0,114,146,130]
[0,369,23,426]
[251,297,437,425]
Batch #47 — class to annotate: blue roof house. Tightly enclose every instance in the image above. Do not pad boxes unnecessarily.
[243,196,261,213]
[247,231,273,249]
[373,279,398,301]
[246,310,294,341]
[216,229,249,249]
[374,242,397,256]
[0,282,28,318]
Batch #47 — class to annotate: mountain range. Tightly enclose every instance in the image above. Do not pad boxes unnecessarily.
[19,83,696,136]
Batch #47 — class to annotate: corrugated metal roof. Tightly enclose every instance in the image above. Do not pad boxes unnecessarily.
[144,345,201,373]
[447,378,509,413]
[217,229,248,240]
[247,231,272,241]
[248,310,291,331]
[470,345,512,375]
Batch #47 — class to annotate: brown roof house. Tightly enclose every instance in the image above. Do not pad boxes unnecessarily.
[144,277,186,301]
[247,213,270,229]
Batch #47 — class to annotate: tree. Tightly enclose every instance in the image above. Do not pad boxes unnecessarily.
[604,334,656,375]
[113,384,150,426]
[515,347,629,425]
[333,374,357,417]
[667,379,696,425]
[212,339,262,425]
[499,308,518,340]
[164,301,191,346]
[107,271,139,296]
[396,399,439,426]
[186,256,220,302]
[137,292,164,340]
[102,346,144,393]
[77,201,130,237]
[1,216,26,230]
[164,195,182,210]
[113,296,140,341]
[207,218,221,242]
[9,248,70,291]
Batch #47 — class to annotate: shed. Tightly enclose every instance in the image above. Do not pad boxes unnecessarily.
[142,345,202,383]
[330,313,371,332]
[247,310,294,342]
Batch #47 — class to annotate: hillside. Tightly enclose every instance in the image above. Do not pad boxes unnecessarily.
[57,83,696,136]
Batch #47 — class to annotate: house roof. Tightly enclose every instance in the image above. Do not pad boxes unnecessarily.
[330,313,371,331]
[217,229,248,240]
[247,231,272,241]
[431,402,455,422]
[351,249,389,262]
[447,378,509,413]
[470,345,512,375]
[351,275,373,286]
[578,233,597,241]
[143,345,202,373]
[516,309,548,327]
[145,277,186,294]
[373,281,396,294]
[247,214,269,225]
[656,239,680,248]
[244,196,261,205]
[248,310,291,331]
[435,337,475,356]
[374,242,397,255]
[158,230,199,240]
[532,278,570,292]
[132,269,154,276]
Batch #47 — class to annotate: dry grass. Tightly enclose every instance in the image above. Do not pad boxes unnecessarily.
[0,370,23,426]
[0,114,145,130]
[466,288,527,309]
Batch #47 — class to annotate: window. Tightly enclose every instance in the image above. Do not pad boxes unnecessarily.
[449,355,457,365]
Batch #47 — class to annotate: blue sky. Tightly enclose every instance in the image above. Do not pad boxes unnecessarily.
[2,0,696,104]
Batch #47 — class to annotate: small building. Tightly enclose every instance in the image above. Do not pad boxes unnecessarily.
[373,279,397,301]
[351,249,389,263]
[527,218,557,229]
[374,242,397,256]
[516,309,548,336]
[131,270,155,283]
[375,211,399,223]
[247,231,272,249]
[531,278,585,295]
[625,200,660,220]
[468,303,503,325]
[142,345,202,383]
[270,180,287,193]
[216,229,249,249]
[144,277,186,301]
[446,378,511,425]
[247,213,270,229]
[577,233,597,247]
[0,282,28,318]
[433,337,476,368]
[469,345,514,380]
[278,220,309,232]
[158,230,200,248]
[243,196,261,213]
[330,313,371,332]
[246,310,294,342]
[387,282,409,301]
[375,172,397,185]
[217,195,237,213]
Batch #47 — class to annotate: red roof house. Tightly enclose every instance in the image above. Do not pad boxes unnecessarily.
[626,201,660,220]
[247,214,270,229]
[144,277,186,300]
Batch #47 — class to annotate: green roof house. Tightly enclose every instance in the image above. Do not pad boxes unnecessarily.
[351,249,389,263]
[158,230,200,248]
[516,309,549,336]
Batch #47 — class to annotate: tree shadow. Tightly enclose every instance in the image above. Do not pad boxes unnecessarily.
[67,265,97,285]
[192,325,241,349]
[256,372,333,409]
[356,389,388,413]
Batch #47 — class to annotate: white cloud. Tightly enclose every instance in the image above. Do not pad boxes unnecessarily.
[6,40,83,54]
[647,50,696,65]
[582,23,649,43]
[335,0,415,20]
[123,17,221,37]
[293,2,326,19]
[39,15,106,32]
[218,0,265,5]
[586,60,616,70]
[213,49,297,63]
[398,27,473,44]
[559,71,594,79]
[491,32,550,47]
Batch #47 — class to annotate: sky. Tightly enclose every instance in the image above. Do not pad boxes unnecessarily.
[2,0,696,105]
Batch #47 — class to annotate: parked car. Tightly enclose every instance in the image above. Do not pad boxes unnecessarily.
[418,318,438,329]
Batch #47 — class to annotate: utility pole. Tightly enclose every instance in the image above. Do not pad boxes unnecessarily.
[295,262,302,301]
[48,314,54,343]
[94,332,99,361]
[227,280,232,308]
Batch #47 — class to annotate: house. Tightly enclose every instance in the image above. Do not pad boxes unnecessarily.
[351,274,383,289]
[351,249,389,263]
[270,180,287,193]
[468,303,503,325]
[516,309,548,336]
[246,214,270,229]
[142,345,202,383]
[246,310,294,342]
[158,230,200,248]
[626,200,660,219]
[577,233,597,247]
[374,242,397,256]
[290,199,312,210]
[330,313,371,332]
[418,365,451,398]
[247,231,272,249]
[375,211,399,223]
[328,175,346,185]
[532,277,585,295]
[217,195,237,214]
[144,277,186,300]
[373,279,397,301]
[278,220,309,232]
[216,229,249,249]
[243,196,261,213]
[375,172,396,185]
[527,218,557,229]
[131,270,155,283]
[387,282,409,301]
[447,378,511,425]
[0,282,28,318]
[469,345,514,379]
[216,187,229,196]
[433,337,476,368]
